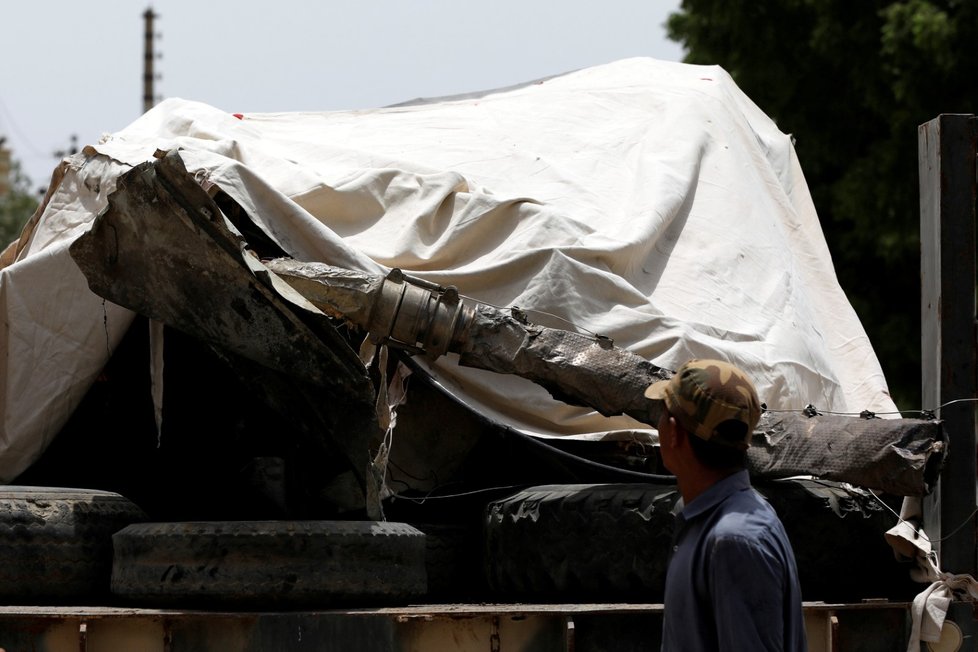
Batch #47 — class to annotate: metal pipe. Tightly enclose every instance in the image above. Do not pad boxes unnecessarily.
[263,257,948,496]
[262,258,669,424]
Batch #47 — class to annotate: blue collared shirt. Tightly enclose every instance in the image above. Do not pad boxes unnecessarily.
[661,470,806,651]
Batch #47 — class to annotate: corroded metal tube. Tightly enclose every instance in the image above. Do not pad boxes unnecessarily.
[263,260,474,358]
[263,257,668,422]
[263,257,948,496]
[66,155,946,500]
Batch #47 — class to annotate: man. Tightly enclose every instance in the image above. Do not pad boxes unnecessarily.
[646,359,806,652]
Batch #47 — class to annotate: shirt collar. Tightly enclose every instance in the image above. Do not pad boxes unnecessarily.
[680,468,751,521]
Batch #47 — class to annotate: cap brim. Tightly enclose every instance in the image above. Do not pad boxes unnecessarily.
[644,379,670,400]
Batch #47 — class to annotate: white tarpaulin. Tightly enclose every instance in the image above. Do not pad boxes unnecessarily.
[0,57,896,481]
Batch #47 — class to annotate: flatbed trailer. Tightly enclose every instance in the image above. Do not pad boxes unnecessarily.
[0,601,912,652]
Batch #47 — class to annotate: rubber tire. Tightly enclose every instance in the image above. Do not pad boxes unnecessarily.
[485,483,681,602]
[485,480,918,603]
[755,478,918,602]
[0,486,147,603]
[111,520,427,607]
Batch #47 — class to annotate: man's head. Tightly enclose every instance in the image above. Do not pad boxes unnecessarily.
[645,359,761,471]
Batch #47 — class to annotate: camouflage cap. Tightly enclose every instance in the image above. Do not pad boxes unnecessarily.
[644,359,761,449]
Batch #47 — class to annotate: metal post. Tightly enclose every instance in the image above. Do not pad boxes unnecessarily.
[919,113,978,576]
[143,8,157,113]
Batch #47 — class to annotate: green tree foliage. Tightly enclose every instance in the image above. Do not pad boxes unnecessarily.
[0,159,39,250]
[667,0,978,410]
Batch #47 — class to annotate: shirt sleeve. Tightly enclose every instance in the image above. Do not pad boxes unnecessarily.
[709,534,787,652]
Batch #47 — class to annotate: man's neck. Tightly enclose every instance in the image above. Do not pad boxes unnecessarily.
[678,466,740,505]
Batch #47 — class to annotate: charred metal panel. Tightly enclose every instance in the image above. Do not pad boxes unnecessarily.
[69,152,371,394]
[919,114,978,574]
[68,152,379,502]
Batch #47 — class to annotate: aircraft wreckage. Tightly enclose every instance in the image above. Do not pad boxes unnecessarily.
[0,59,961,622]
[66,151,947,522]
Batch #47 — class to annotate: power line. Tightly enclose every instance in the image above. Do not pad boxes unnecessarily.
[0,95,47,159]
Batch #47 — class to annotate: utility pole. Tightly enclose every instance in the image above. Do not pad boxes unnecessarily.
[143,7,159,113]
[0,137,11,199]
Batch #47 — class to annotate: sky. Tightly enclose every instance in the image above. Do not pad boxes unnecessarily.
[0,1,685,193]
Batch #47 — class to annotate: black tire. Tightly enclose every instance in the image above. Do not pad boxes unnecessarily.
[484,483,681,601]
[485,480,918,603]
[111,520,427,607]
[755,478,918,602]
[0,486,147,603]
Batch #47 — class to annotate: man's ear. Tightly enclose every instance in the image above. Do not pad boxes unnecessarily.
[669,418,688,448]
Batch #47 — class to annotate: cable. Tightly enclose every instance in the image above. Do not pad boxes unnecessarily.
[0,95,48,159]
[764,396,978,420]
[867,488,978,544]
[386,458,433,484]
[388,483,531,504]
[939,508,978,543]
[933,397,978,415]
[866,488,906,523]
[400,356,678,484]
